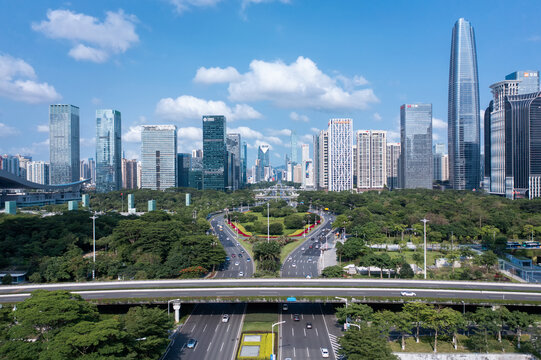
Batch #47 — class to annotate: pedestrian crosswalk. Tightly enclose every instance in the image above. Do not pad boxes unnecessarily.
[328,333,340,356]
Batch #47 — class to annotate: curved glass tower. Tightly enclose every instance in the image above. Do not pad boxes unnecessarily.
[448,18,480,190]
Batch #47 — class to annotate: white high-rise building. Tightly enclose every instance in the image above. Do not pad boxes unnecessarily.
[301,144,310,164]
[328,118,353,192]
[141,125,177,190]
[356,130,387,189]
[27,161,50,185]
[386,143,401,190]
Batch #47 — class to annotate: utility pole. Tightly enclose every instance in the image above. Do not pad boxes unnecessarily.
[421,218,429,280]
[90,213,98,280]
[267,202,270,243]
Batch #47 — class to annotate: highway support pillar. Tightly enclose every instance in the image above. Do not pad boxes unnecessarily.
[173,302,181,323]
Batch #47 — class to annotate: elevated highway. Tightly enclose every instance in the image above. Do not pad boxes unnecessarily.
[2,279,541,304]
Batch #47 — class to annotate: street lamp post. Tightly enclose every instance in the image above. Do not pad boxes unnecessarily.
[303,220,306,239]
[271,321,285,360]
[421,218,429,280]
[235,216,239,242]
[335,297,349,328]
[90,213,98,280]
[267,202,270,243]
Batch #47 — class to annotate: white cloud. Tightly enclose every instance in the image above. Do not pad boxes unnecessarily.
[155,95,262,121]
[432,117,447,129]
[373,112,382,121]
[0,122,18,137]
[8,138,48,156]
[274,153,282,158]
[528,35,541,42]
[242,0,290,11]
[310,127,320,133]
[387,130,400,142]
[433,133,440,141]
[267,128,291,137]
[0,54,61,103]
[178,126,202,141]
[80,137,96,147]
[289,111,309,122]
[300,134,312,143]
[194,66,242,84]
[228,126,263,139]
[248,139,274,150]
[123,125,142,142]
[226,56,378,110]
[169,0,223,13]
[91,97,102,105]
[32,9,139,63]
[37,124,49,133]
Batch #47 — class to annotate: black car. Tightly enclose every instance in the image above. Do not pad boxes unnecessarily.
[293,314,300,321]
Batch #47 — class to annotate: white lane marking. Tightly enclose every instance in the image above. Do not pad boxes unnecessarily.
[231,304,247,360]
[316,328,319,337]
[220,342,224,352]
[207,341,212,352]
[203,324,207,332]
[292,328,294,337]
[303,328,306,337]
[227,324,230,332]
[306,347,309,357]
[191,324,196,332]
[293,347,296,357]
[320,304,338,359]
[215,324,219,332]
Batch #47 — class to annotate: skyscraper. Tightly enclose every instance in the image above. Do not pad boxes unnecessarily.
[400,104,433,189]
[49,104,80,184]
[141,125,177,190]
[257,145,270,182]
[241,141,247,187]
[433,143,448,182]
[356,130,387,189]
[226,133,241,190]
[202,115,227,191]
[448,18,480,190]
[504,92,541,199]
[27,161,50,185]
[386,142,400,190]
[316,129,329,190]
[96,109,121,193]
[121,158,138,189]
[290,130,298,164]
[485,71,540,194]
[328,118,353,192]
[177,153,191,188]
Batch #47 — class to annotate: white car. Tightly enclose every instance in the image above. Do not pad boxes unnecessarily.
[222,314,230,322]
[239,271,244,277]
[301,247,305,251]
[292,263,296,268]
[321,347,329,358]
[235,261,239,266]
[400,291,416,297]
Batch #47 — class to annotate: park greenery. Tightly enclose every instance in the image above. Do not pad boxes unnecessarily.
[336,302,540,359]
[0,290,173,360]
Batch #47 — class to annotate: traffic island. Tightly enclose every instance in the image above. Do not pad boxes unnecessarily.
[237,333,273,360]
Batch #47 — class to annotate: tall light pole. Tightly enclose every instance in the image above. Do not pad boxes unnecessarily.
[421,218,429,280]
[267,202,270,243]
[335,297,349,328]
[271,320,285,360]
[235,216,239,242]
[90,213,98,280]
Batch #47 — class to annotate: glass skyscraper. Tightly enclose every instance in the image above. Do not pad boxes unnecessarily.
[257,144,270,182]
[177,153,191,187]
[96,109,121,193]
[226,133,241,190]
[241,141,247,187]
[49,104,80,184]
[328,118,353,192]
[202,115,227,191]
[400,104,433,189]
[448,18,480,190]
[141,125,177,190]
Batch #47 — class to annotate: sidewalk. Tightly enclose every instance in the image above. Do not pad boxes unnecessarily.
[318,234,338,274]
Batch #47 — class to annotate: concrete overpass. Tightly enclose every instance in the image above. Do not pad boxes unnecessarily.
[2,279,541,305]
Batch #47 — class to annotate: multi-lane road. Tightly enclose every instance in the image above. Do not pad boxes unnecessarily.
[163,303,245,360]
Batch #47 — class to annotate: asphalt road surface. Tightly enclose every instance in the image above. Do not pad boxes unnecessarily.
[209,214,254,278]
[281,213,335,278]
[163,303,245,360]
[279,302,340,360]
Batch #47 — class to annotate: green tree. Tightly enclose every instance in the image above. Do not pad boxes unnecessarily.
[284,214,304,229]
[394,310,414,350]
[321,265,344,278]
[335,303,373,326]
[403,302,433,343]
[425,307,463,352]
[372,310,396,340]
[338,326,398,360]
[124,306,173,358]
[475,250,498,273]
[399,262,414,279]
[1,274,12,285]
[471,307,499,353]
[507,310,535,349]
[268,222,283,235]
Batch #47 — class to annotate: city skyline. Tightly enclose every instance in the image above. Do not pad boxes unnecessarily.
[1,1,541,168]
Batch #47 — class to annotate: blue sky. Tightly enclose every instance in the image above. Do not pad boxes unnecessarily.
[0,0,540,167]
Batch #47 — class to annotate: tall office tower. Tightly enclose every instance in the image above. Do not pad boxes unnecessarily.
[1,155,20,176]
[141,125,177,190]
[301,144,310,164]
[136,161,142,188]
[386,142,401,190]
[257,145,270,182]
[80,160,89,180]
[442,155,449,181]
[485,71,540,194]
[286,161,293,182]
[192,149,203,158]
[400,104,433,189]
[202,115,227,191]
[303,160,314,188]
[122,158,138,189]
[352,144,358,188]
[88,158,96,184]
[433,143,447,182]
[16,155,32,179]
[96,109,121,193]
[27,161,50,185]
[356,130,387,189]
[241,141,247,187]
[448,18,480,190]
[226,133,241,190]
[328,118,353,192]
[49,104,80,184]
[176,153,191,187]
[504,92,541,199]
[293,163,302,184]
[312,135,319,189]
[317,130,329,190]
[290,130,298,164]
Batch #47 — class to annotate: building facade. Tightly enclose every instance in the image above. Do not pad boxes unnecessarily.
[122,158,138,189]
[328,118,353,192]
[203,115,227,191]
[26,161,50,185]
[386,142,401,190]
[96,109,121,193]
[400,104,433,189]
[448,18,481,190]
[257,145,270,182]
[176,153,191,188]
[141,125,177,190]
[356,130,387,189]
[49,104,80,184]
[226,133,241,190]
[316,129,329,190]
